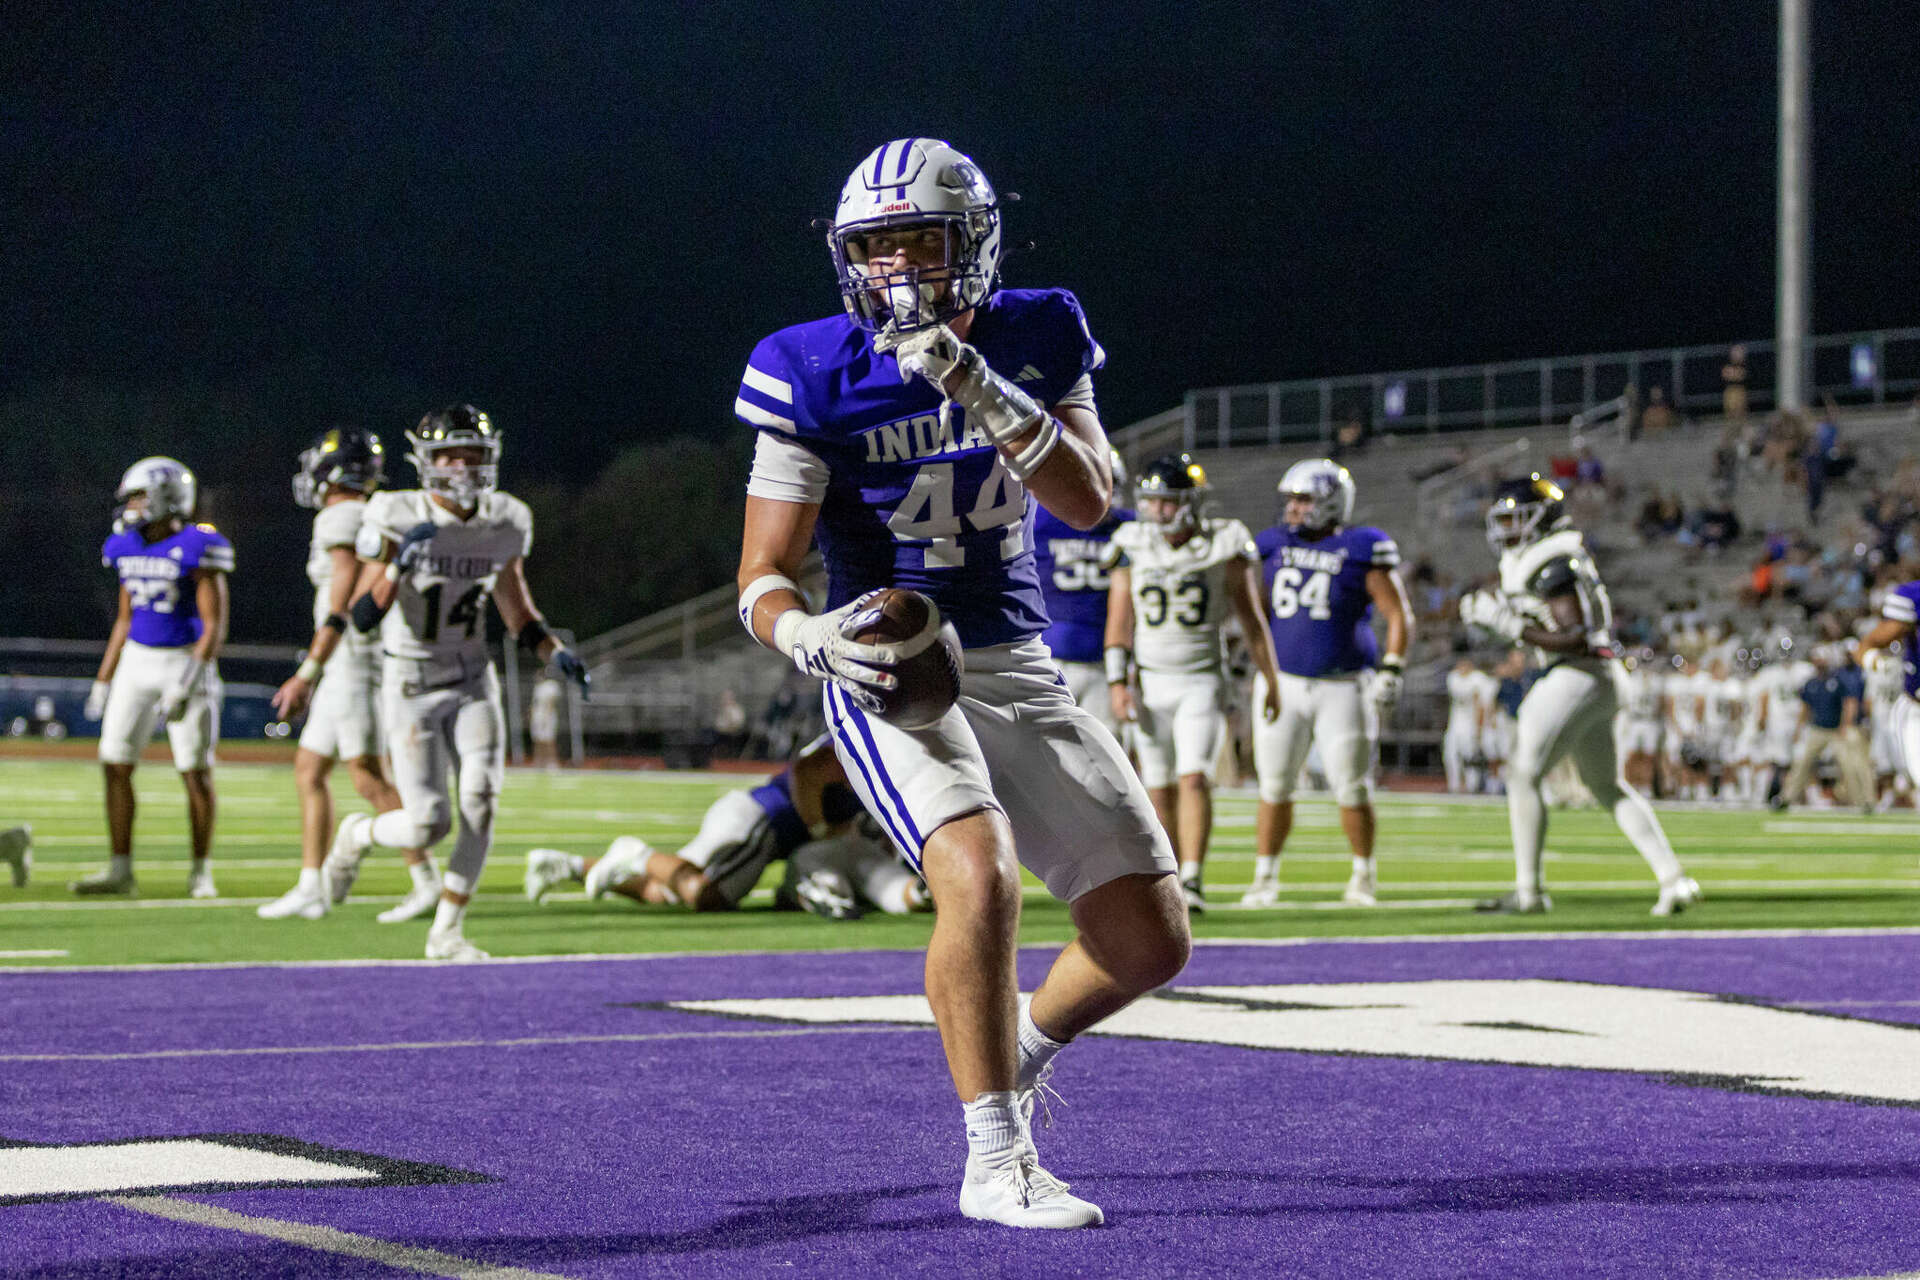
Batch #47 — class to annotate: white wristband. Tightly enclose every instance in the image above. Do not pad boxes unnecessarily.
[1104,644,1131,685]
[740,574,805,640]
[770,607,808,657]
[296,657,323,682]
[1002,414,1061,481]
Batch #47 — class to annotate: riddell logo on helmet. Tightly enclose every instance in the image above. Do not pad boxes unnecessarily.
[876,201,915,213]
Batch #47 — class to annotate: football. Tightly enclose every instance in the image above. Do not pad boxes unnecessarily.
[849,588,963,729]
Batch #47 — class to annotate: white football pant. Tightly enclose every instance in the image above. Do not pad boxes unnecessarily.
[99,641,221,770]
[1253,672,1371,807]
[374,660,505,894]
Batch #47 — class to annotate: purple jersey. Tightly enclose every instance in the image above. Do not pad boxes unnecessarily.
[1255,523,1398,678]
[101,523,235,649]
[735,289,1103,648]
[747,768,864,858]
[1033,504,1132,664]
[1880,580,1920,697]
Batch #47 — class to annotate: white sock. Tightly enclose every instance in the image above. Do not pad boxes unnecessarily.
[1252,855,1279,884]
[563,852,587,879]
[1016,1005,1069,1090]
[110,854,132,878]
[962,1091,1024,1163]
[1351,855,1373,878]
[1179,860,1201,884]
[431,897,465,935]
[408,860,440,890]
[297,867,321,894]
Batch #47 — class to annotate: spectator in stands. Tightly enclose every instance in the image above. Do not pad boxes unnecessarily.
[1804,396,1842,522]
[1764,410,1811,480]
[1721,345,1750,424]
[1642,385,1678,434]
[1691,501,1741,552]
[1331,412,1370,459]
[1575,444,1605,489]
[1740,555,1776,607]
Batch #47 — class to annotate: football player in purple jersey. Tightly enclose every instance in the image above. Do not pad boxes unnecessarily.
[1032,450,1133,737]
[1856,581,1920,802]
[733,138,1186,1229]
[1243,459,1411,908]
[77,457,232,897]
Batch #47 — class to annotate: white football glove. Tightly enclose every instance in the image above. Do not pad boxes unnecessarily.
[1460,589,1527,642]
[876,322,1045,449]
[771,592,902,713]
[1861,647,1901,678]
[84,680,110,721]
[1369,668,1403,719]
[157,659,206,724]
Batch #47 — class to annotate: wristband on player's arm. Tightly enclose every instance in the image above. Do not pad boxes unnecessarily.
[349,592,389,634]
[738,573,805,645]
[1104,645,1131,685]
[517,618,552,653]
[322,612,349,636]
[295,657,323,683]
[1378,654,1405,673]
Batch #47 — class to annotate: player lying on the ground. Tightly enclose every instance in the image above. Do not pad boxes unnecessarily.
[524,735,927,917]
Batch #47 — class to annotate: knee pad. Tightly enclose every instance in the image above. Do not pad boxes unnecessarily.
[412,795,454,848]
[1334,777,1370,808]
[1259,776,1295,805]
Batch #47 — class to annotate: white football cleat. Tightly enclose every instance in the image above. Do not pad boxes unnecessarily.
[1180,878,1207,913]
[377,876,444,924]
[1651,875,1702,917]
[1342,865,1378,907]
[524,849,576,904]
[584,836,651,900]
[187,866,218,900]
[425,929,490,962]
[256,880,327,920]
[1239,879,1281,908]
[960,1149,1104,1229]
[322,813,373,904]
[0,825,31,887]
[71,867,136,896]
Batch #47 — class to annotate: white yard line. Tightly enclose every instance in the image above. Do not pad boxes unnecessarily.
[102,1194,572,1280]
[7,1024,922,1064]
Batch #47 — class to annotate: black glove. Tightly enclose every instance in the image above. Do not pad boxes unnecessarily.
[553,647,591,700]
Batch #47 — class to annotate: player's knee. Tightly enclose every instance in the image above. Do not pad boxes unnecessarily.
[409,796,454,848]
[922,823,1021,916]
[1258,772,1294,805]
[292,751,331,791]
[1507,752,1544,789]
[1178,771,1211,795]
[1334,777,1369,808]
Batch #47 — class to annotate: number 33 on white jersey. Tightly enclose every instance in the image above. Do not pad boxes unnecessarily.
[1110,517,1257,674]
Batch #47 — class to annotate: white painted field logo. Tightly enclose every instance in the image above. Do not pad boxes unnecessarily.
[671,980,1920,1106]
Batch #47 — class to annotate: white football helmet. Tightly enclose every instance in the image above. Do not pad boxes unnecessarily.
[1278,458,1355,532]
[828,138,1004,333]
[114,456,196,533]
[407,404,500,508]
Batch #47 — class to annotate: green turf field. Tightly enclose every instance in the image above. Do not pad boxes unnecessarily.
[1,756,1915,967]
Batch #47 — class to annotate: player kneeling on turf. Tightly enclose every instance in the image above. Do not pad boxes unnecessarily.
[525,736,927,917]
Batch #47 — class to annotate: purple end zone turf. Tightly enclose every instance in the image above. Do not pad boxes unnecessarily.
[3,935,1919,1278]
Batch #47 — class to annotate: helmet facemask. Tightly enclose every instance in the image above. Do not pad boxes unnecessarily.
[1485,499,1547,552]
[294,429,385,509]
[410,439,499,510]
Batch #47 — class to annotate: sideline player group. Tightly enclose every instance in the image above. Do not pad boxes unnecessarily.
[44,135,1858,1231]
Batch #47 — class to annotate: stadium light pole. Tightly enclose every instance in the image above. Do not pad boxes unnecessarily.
[1777,0,1811,413]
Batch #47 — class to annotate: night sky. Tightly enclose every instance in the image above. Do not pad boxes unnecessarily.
[7,3,1916,486]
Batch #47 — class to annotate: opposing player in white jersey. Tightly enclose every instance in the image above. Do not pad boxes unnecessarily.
[1700,656,1752,803]
[78,457,231,897]
[1752,640,1814,804]
[1663,656,1709,800]
[1242,459,1409,908]
[329,405,588,961]
[1106,454,1282,910]
[733,138,1189,1228]
[1443,657,1495,793]
[1615,648,1665,794]
[1859,582,1920,808]
[260,428,440,922]
[1459,476,1698,915]
[1862,636,1909,808]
